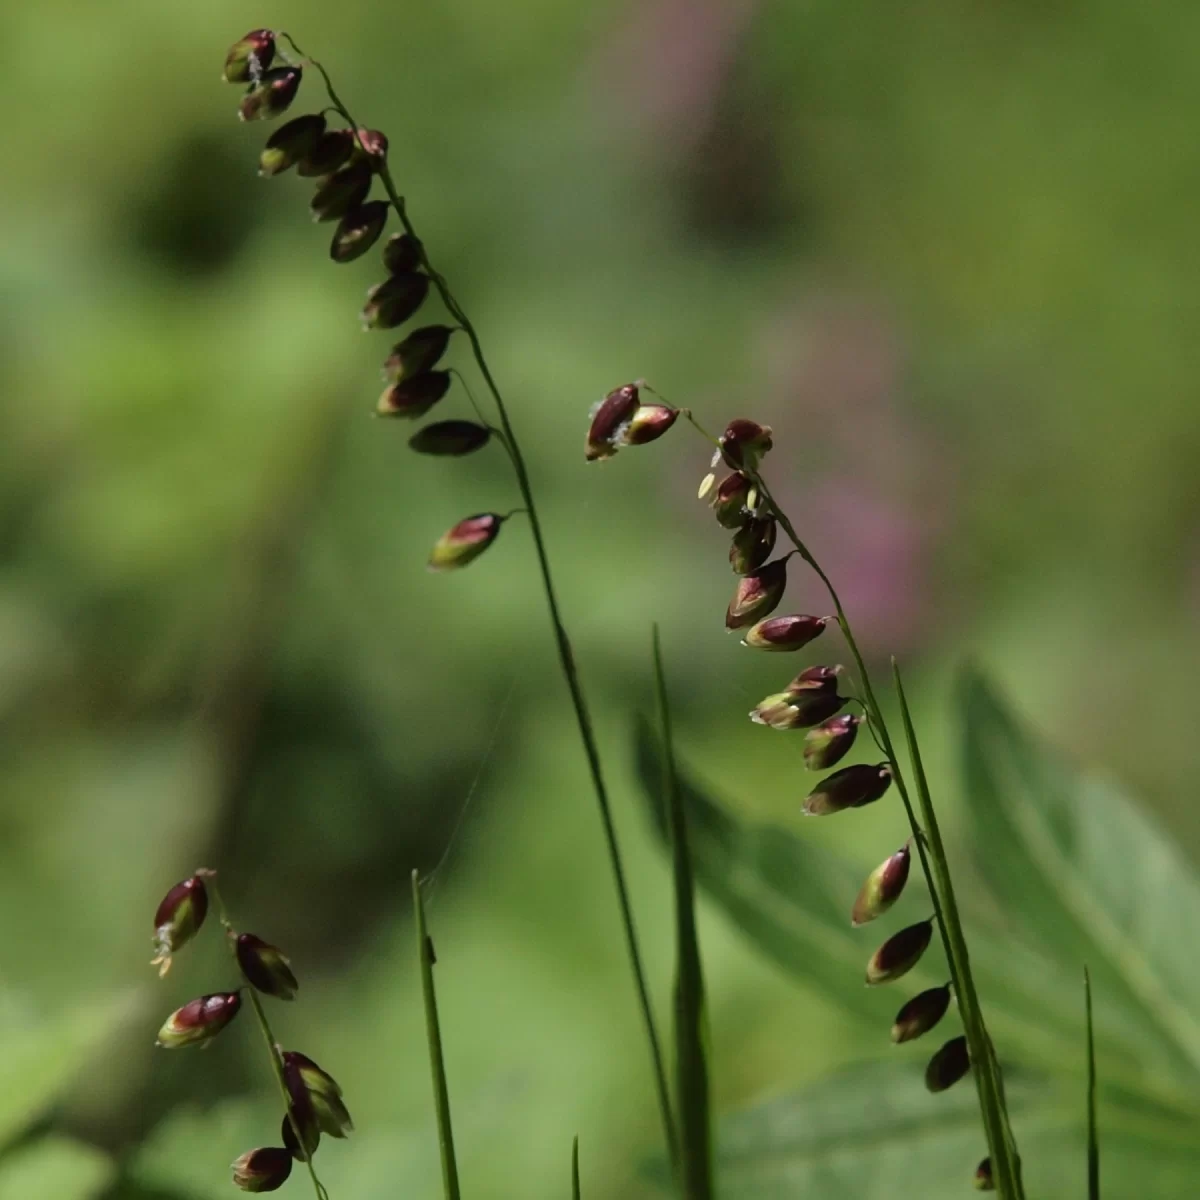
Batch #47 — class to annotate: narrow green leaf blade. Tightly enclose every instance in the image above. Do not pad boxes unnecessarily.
[653,626,713,1200]
[1086,967,1100,1199]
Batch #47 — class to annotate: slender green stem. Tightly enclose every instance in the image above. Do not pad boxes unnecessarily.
[411,871,462,1200]
[208,881,329,1200]
[1085,967,1100,1199]
[280,33,679,1174]
[571,1136,581,1200]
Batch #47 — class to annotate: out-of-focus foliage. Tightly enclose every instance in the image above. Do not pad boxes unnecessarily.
[3,0,1200,1196]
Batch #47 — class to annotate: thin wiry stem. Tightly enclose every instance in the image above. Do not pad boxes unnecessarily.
[278,33,679,1174]
[208,882,329,1200]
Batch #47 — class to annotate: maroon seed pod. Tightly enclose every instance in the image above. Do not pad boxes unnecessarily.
[224,29,276,84]
[851,843,911,926]
[310,162,372,223]
[621,403,679,446]
[709,472,756,529]
[725,557,788,629]
[749,689,844,730]
[585,383,640,462]
[361,272,430,330]
[239,67,302,123]
[351,127,389,166]
[428,513,504,572]
[804,713,863,770]
[259,114,327,177]
[283,1050,353,1138]
[925,1034,971,1092]
[155,991,242,1048]
[784,664,842,694]
[729,517,776,575]
[231,1147,293,1193]
[383,325,454,384]
[891,984,953,1044]
[866,918,934,985]
[803,762,893,815]
[282,1060,322,1160]
[974,1157,995,1191]
[377,371,452,419]
[409,421,491,457]
[330,201,390,263]
[719,418,773,470]
[382,232,424,274]
[741,613,830,651]
[235,933,299,1000]
[297,129,356,177]
[150,873,209,977]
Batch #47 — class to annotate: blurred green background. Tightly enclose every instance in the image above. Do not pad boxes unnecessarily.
[4,1,1200,1197]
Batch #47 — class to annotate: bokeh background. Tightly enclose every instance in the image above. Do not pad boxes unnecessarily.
[3,1,1200,1197]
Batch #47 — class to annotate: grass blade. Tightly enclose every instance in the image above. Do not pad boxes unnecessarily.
[652,625,713,1200]
[892,661,1024,1199]
[572,1136,581,1200]
[411,870,461,1200]
[1086,967,1100,1198]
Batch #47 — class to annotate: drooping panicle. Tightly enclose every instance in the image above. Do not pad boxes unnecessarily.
[383,325,454,383]
[621,403,679,446]
[310,162,372,223]
[156,992,242,1048]
[259,114,327,176]
[851,842,911,925]
[729,517,777,574]
[741,613,829,651]
[726,557,788,629]
[585,383,640,462]
[377,371,452,419]
[235,933,299,1000]
[803,712,862,769]
[719,418,773,471]
[409,421,491,457]
[428,513,503,572]
[224,29,275,83]
[925,1034,971,1092]
[231,1147,293,1193]
[891,984,953,1043]
[865,918,934,985]
[803,762,893,815]
[330,201,390,262]
[709,472,756,528]
[361,272,430,330]
[151,873,209,976]
[239,67,302,123]
[297,129,356,177]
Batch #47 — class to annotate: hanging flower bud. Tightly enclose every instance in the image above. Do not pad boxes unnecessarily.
[925,1035,971,1092]
[382,232,424,274]
[710,472,757,529]
[259,114,327,177]
[804,713,862,769]
[156,992,242,1048]
[235,933,299,1000]
[383,325,454,383]
[428,514,504,572]
[852,843,911,926]
[310,163,372,223]
[785,664,841,694]
[891,984,953,1044]
[361,272,429,330]
[283,1050,345,1099]
[297,129,356,177]
[282,1062,321,1161]
[697,472,717,500]
[742,613,830,651]
[231,1147,293,1193]
[803,762,893,815]
[725,557,788,629]
[719,419,773,471]
[376,371,452,419]
[585,384,640,462]
[150,874,209,977]
[351,128,389,167]
[239,67,302,123]
[866,918,934,985]
[974,1157,995,1191]
[330,201,390,263]
[409,421,491,456]
[749,689,844,730]
[283,1051,354,1138]
[621,403,678,446]
[729,518,776,575]
[224,29,275,83]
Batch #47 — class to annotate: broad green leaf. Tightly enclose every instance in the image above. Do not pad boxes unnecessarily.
[0,1135,113,1200]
